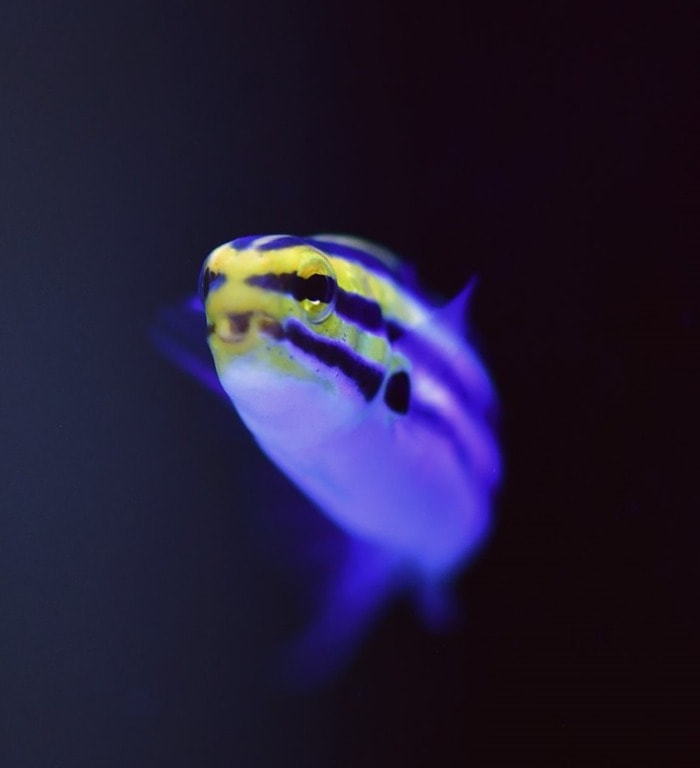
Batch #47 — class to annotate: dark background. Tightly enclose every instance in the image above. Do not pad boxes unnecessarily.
[2,2,698,766]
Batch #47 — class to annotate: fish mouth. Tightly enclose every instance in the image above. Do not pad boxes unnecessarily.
[226,311,253,340]
[209,311,283,344]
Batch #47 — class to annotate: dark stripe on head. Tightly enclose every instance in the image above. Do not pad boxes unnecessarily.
[246,272,297,294]
[232,235,266,250]
[249,272,335,304]
[306,237,398,281]
[231,234,397,280]
[256,235,306,251]
[335,290,383,331]
[246,272,384,334]
[199,267,226,301]
[285,320,384,401]
[231,235,422,295]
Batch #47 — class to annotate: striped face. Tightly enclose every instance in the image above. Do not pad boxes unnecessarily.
[200,235,418,448]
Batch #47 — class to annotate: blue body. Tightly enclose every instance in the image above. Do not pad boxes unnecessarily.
[153,235,501,684]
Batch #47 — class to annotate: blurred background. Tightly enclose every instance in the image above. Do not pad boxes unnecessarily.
[1,2,697,765]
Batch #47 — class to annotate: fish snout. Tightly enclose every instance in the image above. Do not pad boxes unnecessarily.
[208,311,283,346]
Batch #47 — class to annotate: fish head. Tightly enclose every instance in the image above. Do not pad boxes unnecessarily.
[200,236,379,450]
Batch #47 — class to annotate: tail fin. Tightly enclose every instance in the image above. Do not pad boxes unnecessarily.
[281,537,401,690]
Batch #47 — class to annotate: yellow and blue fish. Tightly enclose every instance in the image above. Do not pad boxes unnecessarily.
[155,234,500,682]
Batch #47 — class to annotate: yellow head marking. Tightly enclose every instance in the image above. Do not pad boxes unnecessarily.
[200,242,346,385]
[199,236,413,409]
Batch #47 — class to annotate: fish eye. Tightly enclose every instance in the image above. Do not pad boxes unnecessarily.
[294,250,337,324]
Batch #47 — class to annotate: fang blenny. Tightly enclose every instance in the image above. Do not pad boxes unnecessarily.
[157,234,500,683]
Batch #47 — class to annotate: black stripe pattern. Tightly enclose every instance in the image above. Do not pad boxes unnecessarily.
[246,272,384,333]
[284,320,384,401]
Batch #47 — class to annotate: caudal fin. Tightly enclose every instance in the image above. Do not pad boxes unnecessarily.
[281,537,402,690]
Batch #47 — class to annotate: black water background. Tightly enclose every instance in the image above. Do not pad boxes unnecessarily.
[1,3,697,766]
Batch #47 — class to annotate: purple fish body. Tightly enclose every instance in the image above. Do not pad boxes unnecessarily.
[154,234,501,684]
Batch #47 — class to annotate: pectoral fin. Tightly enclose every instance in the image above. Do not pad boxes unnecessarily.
[150,295,227,401]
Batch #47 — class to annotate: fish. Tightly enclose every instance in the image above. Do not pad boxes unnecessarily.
[153,234,500,684]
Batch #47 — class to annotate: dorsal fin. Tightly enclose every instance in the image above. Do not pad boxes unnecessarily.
[433,277,477,333]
